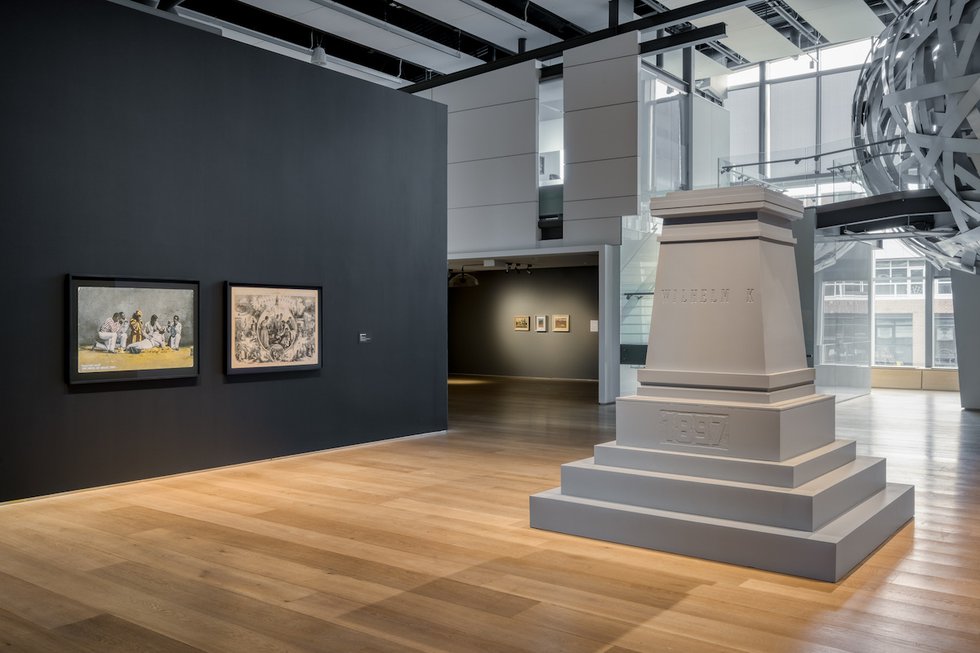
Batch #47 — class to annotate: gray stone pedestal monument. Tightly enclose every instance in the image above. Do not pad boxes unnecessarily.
[530,187,914,582]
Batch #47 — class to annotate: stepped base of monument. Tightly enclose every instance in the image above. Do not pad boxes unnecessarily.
[529,482,913,582]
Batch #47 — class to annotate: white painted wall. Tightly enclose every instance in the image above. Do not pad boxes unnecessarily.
[562,31,640,246]
[415,61,540,254]
[539,118,563,154]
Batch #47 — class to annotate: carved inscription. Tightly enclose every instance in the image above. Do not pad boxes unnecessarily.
[654,288,758,305]
[655,288,730,304]
[660,410,729,448]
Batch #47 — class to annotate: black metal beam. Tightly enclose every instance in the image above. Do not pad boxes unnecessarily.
[814,190,949,232]
[639,22,726,56]
[402,0,748,93]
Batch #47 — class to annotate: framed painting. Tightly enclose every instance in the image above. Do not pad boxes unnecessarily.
[514,315,530,331]
[552,314,570,332]
[67,275,199,384]
[226,283,322,374]
[535,315,548,332]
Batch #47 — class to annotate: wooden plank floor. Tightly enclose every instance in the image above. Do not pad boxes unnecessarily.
[1,376,979,652]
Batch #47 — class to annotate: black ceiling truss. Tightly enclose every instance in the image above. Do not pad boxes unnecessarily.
[476,1,590,40]
[316,0,515,62]
[179,0,438,81]
[404,10,736,94]
[164,0,897,89]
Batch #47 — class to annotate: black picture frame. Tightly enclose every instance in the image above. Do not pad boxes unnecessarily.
[225,282,323,375]
[67,274,200,385]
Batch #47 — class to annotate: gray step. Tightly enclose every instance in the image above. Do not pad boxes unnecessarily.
[593,439,857,488]
[529,483,914,582]
[559,455,885,531]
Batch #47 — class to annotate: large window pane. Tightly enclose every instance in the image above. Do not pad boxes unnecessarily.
[768,78,817,178]
[768,55,815,80]
[819,39,872,71]
[934,315,957,367]
[933,268,957,367]
[873,241,926,367]
[875,314,914,365]
[726,86,759,161]
[820,69,862,167]
[727,65,759,87]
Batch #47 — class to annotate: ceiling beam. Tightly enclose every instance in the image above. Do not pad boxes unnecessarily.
[403,0,749,92]
[639,22,726,56]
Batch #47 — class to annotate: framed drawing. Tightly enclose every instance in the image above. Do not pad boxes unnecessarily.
[535,315,548,332]
[514,315,530,331]
[226,283,322,374]
[67,275,199,384]
[552,314,570,332]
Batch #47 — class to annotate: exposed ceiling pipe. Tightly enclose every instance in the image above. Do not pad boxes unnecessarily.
[405,0,753,93]
[767,1,822,47]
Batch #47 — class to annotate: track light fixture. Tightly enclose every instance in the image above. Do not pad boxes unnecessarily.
[311,32,327,67]
[448,265,479,288]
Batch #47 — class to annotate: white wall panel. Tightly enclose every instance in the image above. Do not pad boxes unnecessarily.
[430,61,538,111]
[562,217,623,246]
[448,99,537,164]
[564,103,638,165]
[564,30,639,67]
[564,196,639,223]
[448,203,539,253]
[448,154,537,209]
[564,157,638,203]
[563,32,639,246]
[563,59,639,111]
[423,60,539,253]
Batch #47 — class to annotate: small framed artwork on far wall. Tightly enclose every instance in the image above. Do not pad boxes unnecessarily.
[535,315,548,332]
[552,314,570,332]
[514,315,530,331]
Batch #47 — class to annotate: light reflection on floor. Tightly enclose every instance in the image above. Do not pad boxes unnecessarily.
[447,377,494,386]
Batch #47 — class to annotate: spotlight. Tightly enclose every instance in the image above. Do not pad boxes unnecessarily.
[311,45,328,67]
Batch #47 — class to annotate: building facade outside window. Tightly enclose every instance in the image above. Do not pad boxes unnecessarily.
[871,240,956,369]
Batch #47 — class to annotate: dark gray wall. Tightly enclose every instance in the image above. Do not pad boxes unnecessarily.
[449,267,599,379]
[0,0,447,501]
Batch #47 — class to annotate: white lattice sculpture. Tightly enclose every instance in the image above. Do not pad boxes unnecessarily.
[853,0,980,265]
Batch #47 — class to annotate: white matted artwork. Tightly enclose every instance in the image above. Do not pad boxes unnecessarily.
[514,315,530,331]
[227,283,321,374]
[552,314,570,332]
[535,315,548,332]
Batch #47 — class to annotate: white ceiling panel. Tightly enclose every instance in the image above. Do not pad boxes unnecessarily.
[784,0,884,44]
[660,1,802,63]
[654,50,732,80]
[240,0,485,73]
[397,0,560,51]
